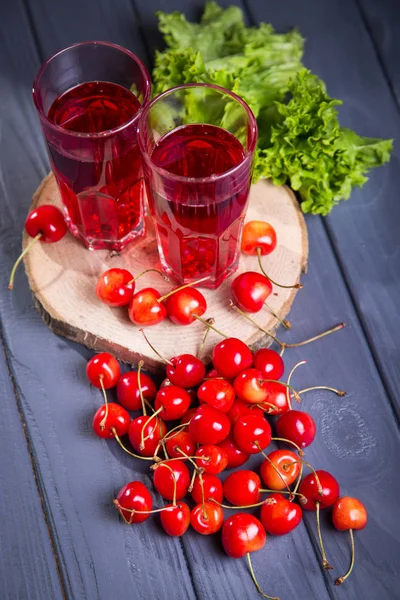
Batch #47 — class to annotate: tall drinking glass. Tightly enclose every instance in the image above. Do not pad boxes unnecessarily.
[138,83,257,289]
[33,41,151,250]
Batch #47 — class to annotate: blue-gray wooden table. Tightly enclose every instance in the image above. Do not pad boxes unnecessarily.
[1,1,400,599]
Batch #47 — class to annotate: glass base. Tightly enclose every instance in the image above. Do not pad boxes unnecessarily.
[66,216,145,251]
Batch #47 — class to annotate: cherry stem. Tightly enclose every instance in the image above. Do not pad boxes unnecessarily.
[271,437,304,456]
[297,386,346,397]
[257,247,302,290]
[162,422,191,443]
[193,314,228,338]
[292,460,304,497]
[284,460,323,496]
[198,472,208,520]
[188,468,197,493]
[113,499,173,524]
[335,529,355,585]
[197,318,215,358]
[153,462,178,506]
[112,428,158,462]
[98,376,109,431]
[257,444,294,499]
[246,553,280,600]
[8,232,42,290]
[264,301,292,329]
[128,268,169,285]
[229,302,345,350]
[284,323,345,348]
[258,379,301,403]
[259,489,306,501]
[140,406,163,450]
[175,447,204,470]
[286,360,307,408]
[258,401,283,414]
[136,360,147,416]
[316,501,334,570]
[157,276,210,303]
[139,329,173,366]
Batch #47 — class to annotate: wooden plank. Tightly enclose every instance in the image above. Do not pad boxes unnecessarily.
[0,1,196,599]
[355,0,400,106]
[131,1,400,599]
[0,339,63,600]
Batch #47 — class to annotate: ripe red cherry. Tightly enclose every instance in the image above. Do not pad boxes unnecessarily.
[160,502,191,536]
[166,354,205,388]
[262,381,290,415]
[223,470,261,506]
[276,410,316,448]
[332,497,368,586]
[218,435,250,468]
[114,481,152,524]
[164,287,207,325]
[260,449,301,490]
[9,205,68,290]
[299,470,340,510]
[153,460,190,501]
[332,497,368,532]
[86,352,120,389]
[212,338,253,379]
[253,348,284,380]
[222,513,266,558]
[165,431,196,459]
[241,220,277,256]
[191,473,223,504]
[233,413,272,454]
[26,205,68,242]
[233,368,268,404]
[92,403,131,439]
[260,493,302,535]
[189,405,231,445]
[180,407,198,429]
[190,502,224,535]
[231,272,272,312]
[226,400,264,426]
[96,268,134,307]
[128,288,166,326]
[116,370,157,411]
[195,444,228,475]
[128,416,167,457]
[197,378,235,413]
[204,367,225,380]
[154,386,191,421]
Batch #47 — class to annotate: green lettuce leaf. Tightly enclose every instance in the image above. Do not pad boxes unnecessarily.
[256,70,393,215]
[152,2,393,215]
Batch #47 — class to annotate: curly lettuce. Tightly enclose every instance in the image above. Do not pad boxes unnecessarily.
[153,2,393,215]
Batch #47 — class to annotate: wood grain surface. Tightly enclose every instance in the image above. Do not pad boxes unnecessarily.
[0,0,399,599]
[24,174,307,369]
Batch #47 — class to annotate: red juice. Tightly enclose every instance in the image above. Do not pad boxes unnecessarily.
[47,81,144,250]
[148,123,250,287]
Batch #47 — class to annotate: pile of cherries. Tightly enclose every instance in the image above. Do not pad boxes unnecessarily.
[11,206,367,597]
[87,336,367,600]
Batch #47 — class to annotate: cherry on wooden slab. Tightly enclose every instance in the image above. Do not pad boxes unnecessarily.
[23,173,308,370]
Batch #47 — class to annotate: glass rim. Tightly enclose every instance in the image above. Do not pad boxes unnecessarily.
[32,40,152,139]
[138,82,258,185]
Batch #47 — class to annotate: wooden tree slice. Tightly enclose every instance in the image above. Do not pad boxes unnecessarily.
[23,173,308,372]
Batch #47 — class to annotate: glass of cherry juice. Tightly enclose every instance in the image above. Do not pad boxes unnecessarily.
[138,83,257,289]
[33,41,151,250]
